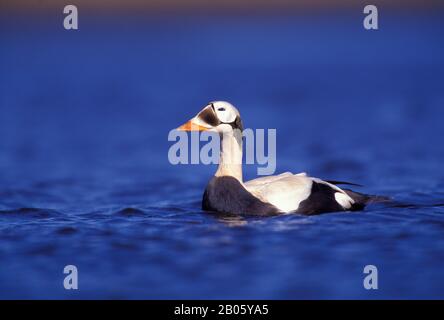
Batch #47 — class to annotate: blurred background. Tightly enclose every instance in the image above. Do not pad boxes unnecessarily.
[0,0,443,299]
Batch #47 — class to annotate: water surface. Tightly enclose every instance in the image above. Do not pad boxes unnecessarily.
[1,12,444,299]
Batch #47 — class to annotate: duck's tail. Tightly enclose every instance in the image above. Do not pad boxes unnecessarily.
[342,189,391,211]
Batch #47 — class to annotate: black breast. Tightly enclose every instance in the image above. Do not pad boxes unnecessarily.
[202,176,279,216]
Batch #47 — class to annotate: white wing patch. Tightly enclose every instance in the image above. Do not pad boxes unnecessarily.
[244,172,293,188]
[295,172,307,177]
[334,192,353,209]
[263,182,312,213]
[245,173,313,213]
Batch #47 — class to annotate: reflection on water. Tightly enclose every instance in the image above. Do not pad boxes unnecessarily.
[213,214,249,227]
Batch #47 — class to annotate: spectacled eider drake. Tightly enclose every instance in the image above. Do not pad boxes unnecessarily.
[177,101,383,216]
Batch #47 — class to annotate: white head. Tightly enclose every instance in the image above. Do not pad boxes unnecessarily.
[177,101,244,180]
[177,101,243,134]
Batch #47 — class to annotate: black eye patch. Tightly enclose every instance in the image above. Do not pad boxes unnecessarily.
[218,107,225,111]
[197,106,221,127]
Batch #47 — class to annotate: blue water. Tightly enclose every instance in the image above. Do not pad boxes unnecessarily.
[1,12,444,299]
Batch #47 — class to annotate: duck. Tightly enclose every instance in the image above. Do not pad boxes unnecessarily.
[177,101,380,216]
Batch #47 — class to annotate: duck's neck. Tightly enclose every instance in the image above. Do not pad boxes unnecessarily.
[215,131,243,182]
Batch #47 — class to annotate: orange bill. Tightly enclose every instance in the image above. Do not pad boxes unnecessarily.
[177,120,209,131]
